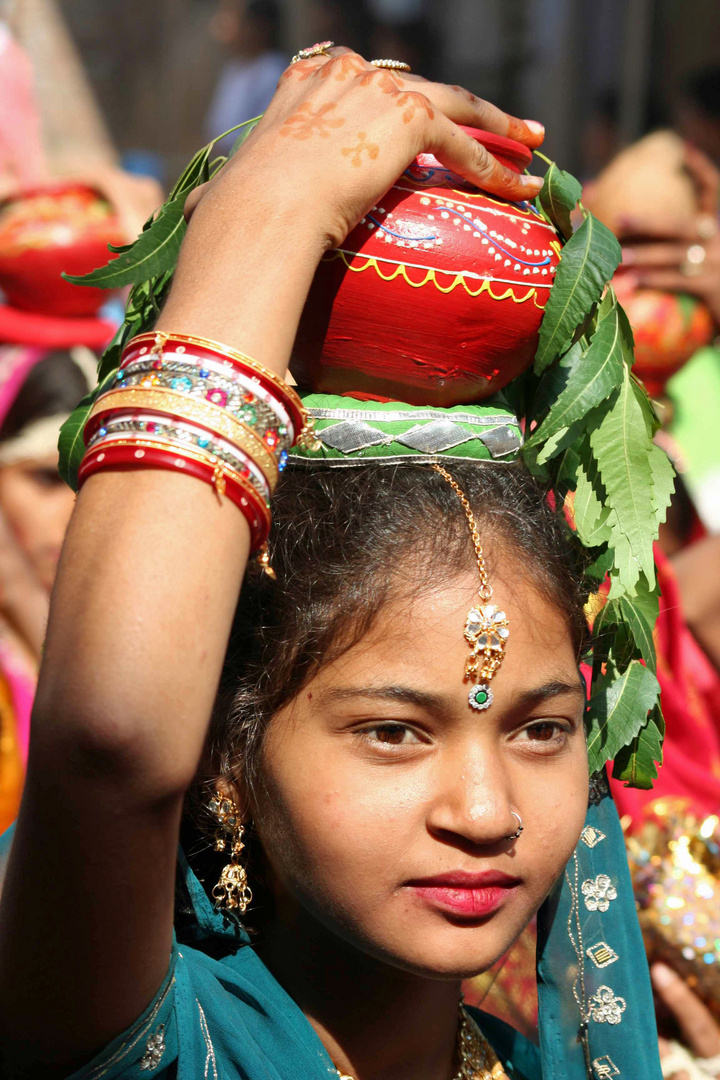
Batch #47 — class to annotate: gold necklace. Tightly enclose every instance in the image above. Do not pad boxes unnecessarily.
[334,1005,509,1080]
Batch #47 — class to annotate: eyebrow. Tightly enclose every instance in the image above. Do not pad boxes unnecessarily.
[322,679,586,714]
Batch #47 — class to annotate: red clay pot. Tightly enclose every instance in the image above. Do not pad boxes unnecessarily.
[613,275,715,398]
[0,182,124,317]
[291,127,561,405]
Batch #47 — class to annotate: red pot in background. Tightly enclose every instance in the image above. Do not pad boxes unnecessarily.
[613,275,715,398]
[0,182,123,317]
[291,127,562,406]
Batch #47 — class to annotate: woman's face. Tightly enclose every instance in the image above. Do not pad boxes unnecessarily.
[0,454,75,592]
[251,549,589,979]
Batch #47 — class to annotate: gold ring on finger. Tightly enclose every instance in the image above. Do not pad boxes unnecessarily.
[370,58,412,72]
[681,243,707,276]
[291,41,335,64]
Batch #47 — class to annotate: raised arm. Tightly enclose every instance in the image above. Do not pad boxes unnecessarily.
[0,49,544,1076]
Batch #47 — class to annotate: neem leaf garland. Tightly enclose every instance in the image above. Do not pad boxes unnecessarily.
[59,132,671,788]
[528,162,673,788]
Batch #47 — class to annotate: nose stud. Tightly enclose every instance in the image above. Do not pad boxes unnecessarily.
[506,811,523,840]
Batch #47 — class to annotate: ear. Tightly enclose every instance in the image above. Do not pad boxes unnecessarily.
[213,773,252,823]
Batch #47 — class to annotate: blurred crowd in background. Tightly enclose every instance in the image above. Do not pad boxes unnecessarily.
[1,0,720,1068]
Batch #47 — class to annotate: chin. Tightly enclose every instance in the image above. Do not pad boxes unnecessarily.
[369,922,526,982]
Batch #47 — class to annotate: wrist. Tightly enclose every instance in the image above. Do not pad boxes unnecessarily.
[158,185,324,379]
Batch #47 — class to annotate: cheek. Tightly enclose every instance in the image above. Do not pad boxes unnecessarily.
[255,740,421,908]
[521,751,588,893]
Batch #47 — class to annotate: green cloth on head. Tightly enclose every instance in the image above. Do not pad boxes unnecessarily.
[290,394,523,466]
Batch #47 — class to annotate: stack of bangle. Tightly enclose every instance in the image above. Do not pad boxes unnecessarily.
[78,331,314,553]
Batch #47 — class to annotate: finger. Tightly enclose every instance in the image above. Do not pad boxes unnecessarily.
[409,79,544,148]
[424,111,543,202]
[652,963,720,1059]
[684,143,720,216]
[617,215,700,242]
[634,268,710,293]
[621,243,690,268]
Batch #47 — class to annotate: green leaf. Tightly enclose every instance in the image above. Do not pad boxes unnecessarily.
[586,545,614,582]
[229,116,261,157]
[573,446,612,547]
[537,162,582,241]
[648,440,676,524]
[169,143,213,201]
[586,660,660,773]
[612,703,664,788]
[594,577,659,672]
[589,362,658,586]
[534,213,621,375]
[58,370,117,490]
[630,374,661,435]
[527,300,629,448]
[63,195,187,289]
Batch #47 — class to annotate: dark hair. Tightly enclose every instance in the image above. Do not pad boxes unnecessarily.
[206,460,589,796]
[0,352,92,442]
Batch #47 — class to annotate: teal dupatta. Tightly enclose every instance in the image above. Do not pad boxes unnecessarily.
[0,781,661,1080]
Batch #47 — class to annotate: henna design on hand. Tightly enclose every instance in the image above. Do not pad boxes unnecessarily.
[279,102,346,140]
[320,53,366,80]
[341,132,380,168]
[450,85,478,105]
[357,68,403,93]
[395,91,435,124]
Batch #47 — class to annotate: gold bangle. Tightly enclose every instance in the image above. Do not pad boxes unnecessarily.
[126,332,305,419]
[89,387,279,488]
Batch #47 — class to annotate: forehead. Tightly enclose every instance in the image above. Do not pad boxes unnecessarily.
[319,552,578,695]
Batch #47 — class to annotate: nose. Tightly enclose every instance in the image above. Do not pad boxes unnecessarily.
[426,745,519,847]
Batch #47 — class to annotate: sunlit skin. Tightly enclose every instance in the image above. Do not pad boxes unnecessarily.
[0,454,75,593]
[237,549,589,1078]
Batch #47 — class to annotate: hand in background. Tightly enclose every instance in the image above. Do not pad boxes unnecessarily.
[619,145,720,327]
[653,962,720,1079]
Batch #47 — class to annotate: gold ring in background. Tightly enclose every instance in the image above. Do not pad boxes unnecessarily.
[681,243,707,277]
[370,59,412,72]
[291,41,335,64]
[697,214,718,241]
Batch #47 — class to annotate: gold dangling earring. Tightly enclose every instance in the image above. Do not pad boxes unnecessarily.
[209,790,253,916]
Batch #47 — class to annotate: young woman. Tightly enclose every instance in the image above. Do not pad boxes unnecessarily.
[0,349,93,829]
[0,48,662,1080]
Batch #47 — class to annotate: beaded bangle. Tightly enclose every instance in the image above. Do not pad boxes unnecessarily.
[86,415,273,500]
[122,331,309,445]
[86,387,280,489]
[114,365,291,454]
[79,440,271,550]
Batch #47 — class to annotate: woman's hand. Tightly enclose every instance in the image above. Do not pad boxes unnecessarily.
[619,145,720,326]
[168,48,545,371]
[185,47,544,250]
[653,962,720,1079]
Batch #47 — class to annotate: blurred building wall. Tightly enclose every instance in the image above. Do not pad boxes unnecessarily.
[18,0,720,184]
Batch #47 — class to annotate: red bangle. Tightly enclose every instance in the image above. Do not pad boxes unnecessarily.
[121,332,307,442]
[78,442,271,551]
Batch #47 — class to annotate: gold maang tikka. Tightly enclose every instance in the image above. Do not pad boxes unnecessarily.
[431,465,510,712]
[209,790,253,915]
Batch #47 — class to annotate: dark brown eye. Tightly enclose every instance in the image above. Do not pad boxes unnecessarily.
[374,724,410,744]
[527,722,558,742]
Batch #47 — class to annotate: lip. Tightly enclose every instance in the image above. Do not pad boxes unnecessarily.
[406,870,522,918]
